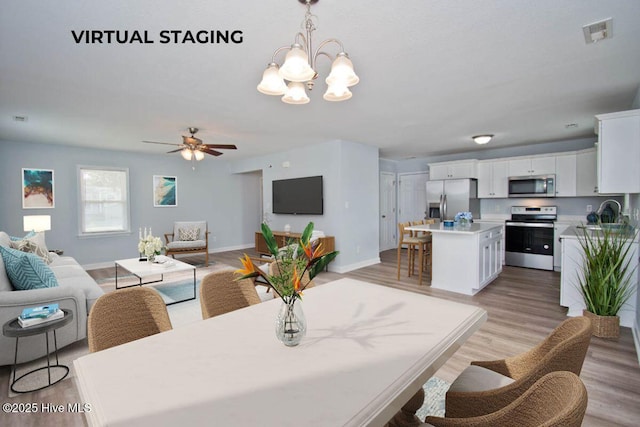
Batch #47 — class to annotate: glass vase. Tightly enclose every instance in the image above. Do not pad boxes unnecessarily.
[275,297,306,346]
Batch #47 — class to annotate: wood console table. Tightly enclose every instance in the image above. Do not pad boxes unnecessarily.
[255,231,335,256]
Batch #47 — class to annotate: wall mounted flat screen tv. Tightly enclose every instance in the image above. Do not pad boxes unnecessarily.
[272,176,323,215]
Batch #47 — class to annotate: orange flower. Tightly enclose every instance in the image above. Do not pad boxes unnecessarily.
[293,266,301,293]
[236,254,257,276]
[301,240,324,261]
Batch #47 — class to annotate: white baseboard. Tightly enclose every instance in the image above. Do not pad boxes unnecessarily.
[330,257,381,274]
[211,243,254,253]
[634,318,640,367]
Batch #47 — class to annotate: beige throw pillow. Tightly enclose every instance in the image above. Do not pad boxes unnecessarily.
[10,231,51,264]
[178,227,200,241]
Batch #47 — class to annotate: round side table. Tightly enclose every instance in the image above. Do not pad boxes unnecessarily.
[2,309,74,393]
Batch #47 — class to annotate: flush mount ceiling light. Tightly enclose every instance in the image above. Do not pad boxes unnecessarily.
[472,135,493,145]
[257,0,359,104]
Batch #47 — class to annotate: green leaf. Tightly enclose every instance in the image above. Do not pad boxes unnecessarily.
[309,251,339,280]
[301,222,314,245]
[261,222,279,257]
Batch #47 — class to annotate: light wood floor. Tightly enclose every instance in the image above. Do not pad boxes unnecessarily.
[1,249,638,426]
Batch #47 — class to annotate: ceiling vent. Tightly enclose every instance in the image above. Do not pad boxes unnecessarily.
[13,115,28,122]
[582,18,612,44]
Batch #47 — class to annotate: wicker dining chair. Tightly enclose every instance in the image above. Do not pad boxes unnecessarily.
[423,371,588,427]
[444,316,592,418]
[200,269,262,319]
[88,287,173,352]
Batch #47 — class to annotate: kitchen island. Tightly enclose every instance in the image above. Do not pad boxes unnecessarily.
[406,223,503,295]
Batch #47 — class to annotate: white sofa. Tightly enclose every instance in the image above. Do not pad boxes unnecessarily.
[0,231,104,365]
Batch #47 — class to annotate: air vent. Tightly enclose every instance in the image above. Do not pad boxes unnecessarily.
[13,115,28,122]
[582,18,612,44]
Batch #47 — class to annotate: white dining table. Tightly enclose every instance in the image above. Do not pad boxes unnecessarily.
[74,278,487,427]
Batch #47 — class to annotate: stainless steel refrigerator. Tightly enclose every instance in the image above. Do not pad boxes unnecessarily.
[426,178,480,221]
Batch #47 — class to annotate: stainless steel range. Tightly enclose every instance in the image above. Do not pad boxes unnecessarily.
[505,206,557,271]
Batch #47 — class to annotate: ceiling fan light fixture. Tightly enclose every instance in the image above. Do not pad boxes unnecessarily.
[194,150,205,161]
[472,135,493,145]
[181,148,193,160]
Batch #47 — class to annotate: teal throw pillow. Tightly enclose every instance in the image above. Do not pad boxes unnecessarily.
[0,246,58,290]
[9,231,36,241]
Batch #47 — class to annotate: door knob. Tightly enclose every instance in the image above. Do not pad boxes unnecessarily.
[382,215,386,218]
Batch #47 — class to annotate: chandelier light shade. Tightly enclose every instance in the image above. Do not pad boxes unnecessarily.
[282,82,311,105]
[473,135,494,145]
[257,63,288,95]
[194,150,205,161]
[258,0,359,104]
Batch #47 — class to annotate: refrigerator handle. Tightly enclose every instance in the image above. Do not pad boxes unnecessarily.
[439,194,444,220]
[443,194,447,220]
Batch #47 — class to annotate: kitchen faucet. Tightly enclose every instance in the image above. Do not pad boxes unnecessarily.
[597,199,622,222]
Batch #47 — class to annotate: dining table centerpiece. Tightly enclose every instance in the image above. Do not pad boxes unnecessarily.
[236,222,338,346]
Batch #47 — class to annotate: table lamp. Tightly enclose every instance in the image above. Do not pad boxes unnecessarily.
[23,215,51,232]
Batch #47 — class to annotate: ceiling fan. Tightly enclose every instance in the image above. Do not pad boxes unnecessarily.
[143,127,237,168]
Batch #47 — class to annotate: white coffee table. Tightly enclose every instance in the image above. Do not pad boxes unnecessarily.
[114,258,196,305]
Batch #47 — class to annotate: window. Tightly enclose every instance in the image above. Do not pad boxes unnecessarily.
[78,166,130,235]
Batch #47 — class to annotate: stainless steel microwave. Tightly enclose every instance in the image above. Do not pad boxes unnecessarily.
[508,175,555,197]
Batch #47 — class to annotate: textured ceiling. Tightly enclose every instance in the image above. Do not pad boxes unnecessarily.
[1,0,639,161]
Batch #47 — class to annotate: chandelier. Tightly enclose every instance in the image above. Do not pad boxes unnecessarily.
[257,0,359,104]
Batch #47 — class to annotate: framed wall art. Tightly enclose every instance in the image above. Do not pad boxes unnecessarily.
[22,168,55,209]
[153,175,177,207]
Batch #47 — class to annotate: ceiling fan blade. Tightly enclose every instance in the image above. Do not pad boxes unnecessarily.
[203,144,237,150]
[167,148,184,153]
[202,148,223,156]
[142,140,181,146]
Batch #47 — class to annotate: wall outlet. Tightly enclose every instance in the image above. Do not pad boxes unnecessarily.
[586,204,592,213]
[356,245,361,254]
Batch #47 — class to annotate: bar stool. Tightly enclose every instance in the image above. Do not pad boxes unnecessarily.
[397,222,430,282]
[410,220,434,284]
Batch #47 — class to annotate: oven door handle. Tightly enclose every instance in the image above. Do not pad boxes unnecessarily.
[506,222,554,228]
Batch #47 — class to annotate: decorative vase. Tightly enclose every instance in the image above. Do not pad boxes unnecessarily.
[275,297,306,346]
[456,219,470,228]
[147,254,156,263]
[583,309,620,339]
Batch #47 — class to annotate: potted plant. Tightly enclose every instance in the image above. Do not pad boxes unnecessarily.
[576,222,637,338]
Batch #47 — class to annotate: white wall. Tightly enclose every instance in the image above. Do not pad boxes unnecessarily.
[230,140,380,272]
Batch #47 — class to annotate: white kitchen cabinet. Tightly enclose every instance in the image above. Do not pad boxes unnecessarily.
[576,148,598,196]
[477,160,508,198]
[596,109,640,194]
[478,227,503,288]
[508,155,556,177]
[429,160,478,180]
[554,153,577,197]
[553,221,573,271]
[560,229,637,327]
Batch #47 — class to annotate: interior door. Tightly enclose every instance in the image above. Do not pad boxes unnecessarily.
[379,172,397,251]
[398,172,429,224]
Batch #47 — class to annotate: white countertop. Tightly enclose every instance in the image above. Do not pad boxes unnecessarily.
[560,225,639,241]
[407,222,502,235]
